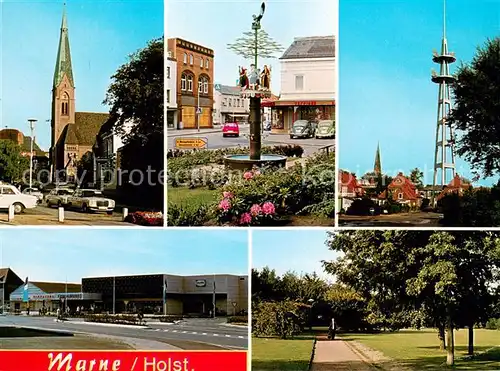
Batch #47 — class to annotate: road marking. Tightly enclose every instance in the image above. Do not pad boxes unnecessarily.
[181,331,187,334]
[238,336,244,339]
[202,333,207,335]
[163,329,169,332]
[172,330,178,333]
[225,335,231,337]
[213,334,219,336]
[191,332,197,335]
[155,329,161,331]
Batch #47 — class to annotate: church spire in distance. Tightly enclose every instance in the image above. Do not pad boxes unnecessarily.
[53,1,74,88]
[374,142,382,176]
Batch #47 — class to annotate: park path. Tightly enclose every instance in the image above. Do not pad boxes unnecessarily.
[310,339,377,371]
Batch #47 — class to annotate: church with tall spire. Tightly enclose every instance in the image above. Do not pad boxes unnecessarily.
[373,142,382,176]
[51,3,109,181]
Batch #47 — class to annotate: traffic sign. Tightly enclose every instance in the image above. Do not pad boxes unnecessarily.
[214,84,221,91]
[175,137,208,150]
[196,107,202,114]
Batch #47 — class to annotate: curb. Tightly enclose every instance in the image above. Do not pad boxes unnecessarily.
[167,129,221,138]
[65,321,149,329]
[10,325,74,336]
[342,338,382,370]
[223,323,249,329]
[308,338,318,370]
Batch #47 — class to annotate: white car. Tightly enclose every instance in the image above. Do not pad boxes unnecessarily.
[22,187,44,203]
[0,185,38,214]
[67,189,115,214]
[46,188,74,208]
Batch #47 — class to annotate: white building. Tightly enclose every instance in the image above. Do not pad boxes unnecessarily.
[213,84,249,125]
[267,36,336,133]
[166,52,178,129]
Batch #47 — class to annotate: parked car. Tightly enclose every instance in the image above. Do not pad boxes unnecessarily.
[46,188,74,208]
[67,189,115,214]
[222,122,240,137]
[22,187,44,203]
[0,184,38,214]
[290,120,315,139]
[315,119,335,139]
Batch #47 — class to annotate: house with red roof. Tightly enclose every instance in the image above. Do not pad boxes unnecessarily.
[378,172,421,207]
[436,174,472,202]
[338,170,365,211]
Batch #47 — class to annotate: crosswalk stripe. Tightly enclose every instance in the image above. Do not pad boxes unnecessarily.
[213,334,219,336]
[202,333,207,335]
[238,336,244,339]
[225,335,231,337]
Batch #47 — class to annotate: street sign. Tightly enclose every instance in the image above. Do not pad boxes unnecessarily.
[214,84,221,91]
[195,279,207,287]
[196,107,202,114]
[232,302,237,307]
[175,137,208,150]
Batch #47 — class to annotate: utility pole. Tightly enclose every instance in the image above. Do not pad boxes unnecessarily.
[28,119,38,189]
[112,276,116,314]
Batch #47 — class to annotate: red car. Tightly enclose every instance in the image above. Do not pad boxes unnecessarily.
[222,122,240,137]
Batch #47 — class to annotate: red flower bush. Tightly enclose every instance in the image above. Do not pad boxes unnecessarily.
[125,211,164,226]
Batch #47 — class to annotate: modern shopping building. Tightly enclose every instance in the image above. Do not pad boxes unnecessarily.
[265,36,335,133]
[7,270,248,316]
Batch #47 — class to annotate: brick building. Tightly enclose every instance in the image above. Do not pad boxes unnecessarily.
[436,174,472,202]
[379,172,421,207]
[50,6,109,182]
[167,38,214,129]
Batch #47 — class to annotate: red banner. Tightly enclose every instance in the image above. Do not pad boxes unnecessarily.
[0,351,247,371]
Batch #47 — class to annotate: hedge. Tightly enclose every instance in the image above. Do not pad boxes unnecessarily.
[227,315,248,324]
[84,314,145,326]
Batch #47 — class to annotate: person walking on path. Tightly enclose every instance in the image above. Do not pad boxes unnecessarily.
[328,316,336,340]
[56,308,61,322]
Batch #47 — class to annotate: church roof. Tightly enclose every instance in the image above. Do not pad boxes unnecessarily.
[62,112,109,146]
[53,4,74,88]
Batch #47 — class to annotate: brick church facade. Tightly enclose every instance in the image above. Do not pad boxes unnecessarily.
[51,6,109,182]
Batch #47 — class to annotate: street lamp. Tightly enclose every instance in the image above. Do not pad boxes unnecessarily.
[27,119,38,189]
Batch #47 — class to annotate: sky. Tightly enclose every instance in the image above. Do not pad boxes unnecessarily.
[0,229,249,283]
[339,0,500,186]
[0,0,163,151]
[252,229,339,281]
[167,0,337,88]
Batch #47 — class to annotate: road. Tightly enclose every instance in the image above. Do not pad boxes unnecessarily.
[0,204,128,226]
[168,126,335,157]
[0,315,248,350]
[338,212,442,227]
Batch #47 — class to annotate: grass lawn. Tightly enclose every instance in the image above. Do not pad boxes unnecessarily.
[252,329,327,371]
[167,187,218,207]
[344,328,500,370]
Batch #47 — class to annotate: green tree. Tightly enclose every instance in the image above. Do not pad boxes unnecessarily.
[324,230,500,365]
[449,37,500,178]
[409,168,424,189]
[76,151,94,187]
[103,38,163,140]
[103,37,164,210]
[0,140,30,183]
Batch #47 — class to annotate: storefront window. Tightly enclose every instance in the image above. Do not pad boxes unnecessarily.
[298,105,334,123]
[271,107,285,129]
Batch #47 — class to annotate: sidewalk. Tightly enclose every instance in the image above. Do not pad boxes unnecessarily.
[310,339,377,371]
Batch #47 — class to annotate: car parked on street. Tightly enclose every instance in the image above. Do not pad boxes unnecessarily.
[290,120,315,139]
[22,187,44,203]
[0,184,38,214]
[315,119,335,139]
[222,122,240,137]
[45,188,74,208]
[67,189,115,214]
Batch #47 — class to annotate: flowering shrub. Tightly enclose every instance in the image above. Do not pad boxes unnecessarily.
[125,211,164,226]
[213,152,336,225]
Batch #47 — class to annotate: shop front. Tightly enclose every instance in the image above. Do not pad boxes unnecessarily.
[265,100,335,133]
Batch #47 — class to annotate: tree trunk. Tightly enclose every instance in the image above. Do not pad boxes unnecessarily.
[438,325,446,350]
[468,325,474,355]
[446,323,455,366]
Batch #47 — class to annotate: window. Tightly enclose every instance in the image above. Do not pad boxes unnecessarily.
[187,75,193,91]
[205,59,209,69]
[223,98,227,106]
[2,187,15,195]
[295,75,304,91]
[398,193,403,200]
[61,92,70,116]
[203,80,208,94]
[167,90,170,103]
[189,54,193,65]
[198,77,203,93]
[200,58,204,67]
[166,67,170,79]
[183,53,187,64]
[229,99,232,107]
[181,74,187,91]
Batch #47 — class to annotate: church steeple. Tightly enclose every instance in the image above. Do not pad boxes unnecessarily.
[53,2,74,88]
[374,142,382,175]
